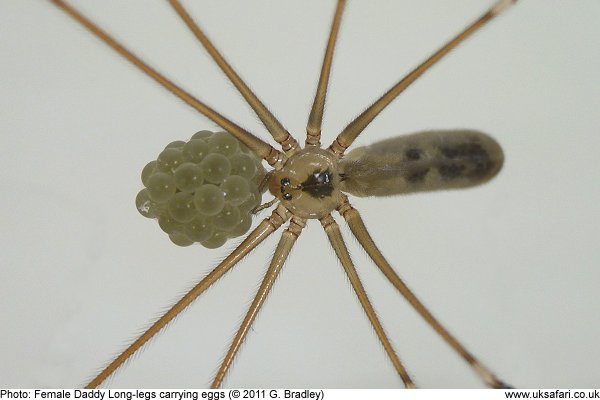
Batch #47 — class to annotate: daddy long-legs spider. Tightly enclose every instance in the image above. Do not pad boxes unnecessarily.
[1,0,599,388]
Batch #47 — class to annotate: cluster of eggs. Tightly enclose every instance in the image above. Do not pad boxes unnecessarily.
[135,130,267,248]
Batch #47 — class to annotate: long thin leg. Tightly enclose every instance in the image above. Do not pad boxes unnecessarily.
[168,0,298,154]
[305,0,346,147]
[337,198,510,388]
[48,0,285,169]
[211,217,306,388]
[86,206,290,388]
[320,214,415,388]
[328,0,518,156]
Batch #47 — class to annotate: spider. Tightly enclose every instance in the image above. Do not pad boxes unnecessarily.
[1,0,599,389]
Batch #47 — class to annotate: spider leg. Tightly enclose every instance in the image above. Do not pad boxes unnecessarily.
[212,216,307,388]
[337,197,511,388]
[329,0,518,157]
[168,0,298,154]
[252,198,279,215]
[320,214,415,388]
[85,205,291,388]
[49,0,285,169]
[306,0,346,147]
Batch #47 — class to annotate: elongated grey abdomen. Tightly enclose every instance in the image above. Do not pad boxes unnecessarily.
[339,130,504,197]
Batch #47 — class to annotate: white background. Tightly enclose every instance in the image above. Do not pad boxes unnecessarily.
[1,0,599,388]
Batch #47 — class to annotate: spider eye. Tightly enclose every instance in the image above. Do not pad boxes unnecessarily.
[281,177,290,185]
[282,193,292,200]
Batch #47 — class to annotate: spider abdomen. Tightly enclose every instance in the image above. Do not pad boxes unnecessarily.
[339,130,504,197]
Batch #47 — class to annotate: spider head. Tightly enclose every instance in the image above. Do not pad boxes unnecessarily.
[268,147,343,219]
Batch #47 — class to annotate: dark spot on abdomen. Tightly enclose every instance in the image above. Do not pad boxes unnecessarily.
[407,168,429,183]
[441,143,486,160]
[438,164,466,179]
[439,142,494,179]
[405,148,421,161]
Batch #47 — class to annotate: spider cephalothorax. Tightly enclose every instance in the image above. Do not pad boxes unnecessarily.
[268,147,343,219]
